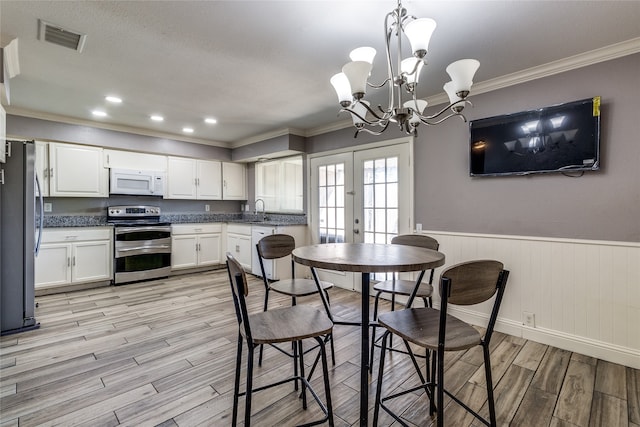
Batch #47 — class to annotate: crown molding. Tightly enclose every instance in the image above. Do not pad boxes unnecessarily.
[306,37,640,137]
[5,106,231,148]
[469,37,640,99]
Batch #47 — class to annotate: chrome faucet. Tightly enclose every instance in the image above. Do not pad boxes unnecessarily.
[255,198,266,221]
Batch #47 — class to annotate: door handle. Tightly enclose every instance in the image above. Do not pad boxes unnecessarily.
[354,229,360,234]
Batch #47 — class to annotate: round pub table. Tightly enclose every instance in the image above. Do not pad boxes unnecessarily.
[292,242,445,426]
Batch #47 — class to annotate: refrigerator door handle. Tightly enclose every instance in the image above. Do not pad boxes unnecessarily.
[35,174,44,256]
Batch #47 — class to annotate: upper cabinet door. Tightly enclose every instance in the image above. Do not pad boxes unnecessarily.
[196,160,222,200]
[222,162,247,200]
[35,141,49,197]
[48,143,108,197]
[166,156,197,199]
[166,157,223,200]
[104,149,167,171]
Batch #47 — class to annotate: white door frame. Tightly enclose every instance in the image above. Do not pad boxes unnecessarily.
[307,137,415,290]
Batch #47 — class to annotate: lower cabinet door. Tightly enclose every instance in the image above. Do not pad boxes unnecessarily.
[73,240,111,283]
[171,235,198,269]
[197,234,222,267]
[35,243,71,288]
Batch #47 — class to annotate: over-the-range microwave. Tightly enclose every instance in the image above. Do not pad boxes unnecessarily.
[110,168,165,197]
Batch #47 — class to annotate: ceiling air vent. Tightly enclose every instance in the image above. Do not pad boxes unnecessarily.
[38,19,86,52]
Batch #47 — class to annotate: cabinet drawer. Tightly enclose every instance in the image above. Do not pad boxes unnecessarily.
[171,223,222,235]
[42,227,112,243]
[226,223,251,235]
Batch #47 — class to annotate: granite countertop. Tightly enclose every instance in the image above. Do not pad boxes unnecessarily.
[42,212,307,228]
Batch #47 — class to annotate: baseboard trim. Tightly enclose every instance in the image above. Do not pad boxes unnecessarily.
[445,305,640,369]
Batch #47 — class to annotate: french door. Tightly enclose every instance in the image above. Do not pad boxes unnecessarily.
[309,139,413,290]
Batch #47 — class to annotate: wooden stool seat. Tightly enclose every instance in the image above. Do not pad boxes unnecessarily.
[248,305,333,345]
[270,278,333,298]
[373,280,433,298]
[378,307,481,351]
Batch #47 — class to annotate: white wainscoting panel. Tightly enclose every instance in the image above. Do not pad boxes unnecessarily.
[423,230,640,369]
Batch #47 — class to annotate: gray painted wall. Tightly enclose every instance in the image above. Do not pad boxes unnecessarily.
[307,53,640,242]
[6,116,231,160]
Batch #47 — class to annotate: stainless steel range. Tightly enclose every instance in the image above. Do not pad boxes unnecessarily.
[108,205,171,285]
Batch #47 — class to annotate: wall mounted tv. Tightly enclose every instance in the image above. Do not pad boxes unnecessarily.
[469,97,601,177]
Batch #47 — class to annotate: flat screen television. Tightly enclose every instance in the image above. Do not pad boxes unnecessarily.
[469,97,601,176]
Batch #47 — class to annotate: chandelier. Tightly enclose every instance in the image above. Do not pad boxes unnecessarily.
[330,0,480,137]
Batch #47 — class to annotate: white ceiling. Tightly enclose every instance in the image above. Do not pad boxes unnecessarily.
[1,1,639,148]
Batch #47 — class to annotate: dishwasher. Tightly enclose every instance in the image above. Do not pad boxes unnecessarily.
[251,225,277,279]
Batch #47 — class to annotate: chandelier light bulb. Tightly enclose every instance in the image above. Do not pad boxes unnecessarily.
[446,59,480,95]
[403,99,428,124]
[351,101,371,127]
[403,18,437,58]
[342,61,372,99]
[330,72,353,106]
[401,57,424,85]
[349,47,377,64]
[443,82,461,104]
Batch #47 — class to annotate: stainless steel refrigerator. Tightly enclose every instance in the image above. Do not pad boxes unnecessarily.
[1,140,42,335]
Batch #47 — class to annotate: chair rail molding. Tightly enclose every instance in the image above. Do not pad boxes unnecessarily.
[423,230,640,369]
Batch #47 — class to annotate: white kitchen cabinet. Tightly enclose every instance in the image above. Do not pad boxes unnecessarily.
[222,162,247,200]
[166,157,222,200]
[35,228,112,289]
[48,143,108,197]
[197,160,222,199]
[171,223,222,270]
[35,140,49,197]
[255,155,303,212]
[226,223,252,271]
[103,149,167,171]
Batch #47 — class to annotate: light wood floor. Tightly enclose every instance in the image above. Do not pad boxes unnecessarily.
[1,269,638,426]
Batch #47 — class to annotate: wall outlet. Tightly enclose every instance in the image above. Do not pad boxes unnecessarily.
[205,204,210,212]
[44,202,52,212]
[523,311,535,327]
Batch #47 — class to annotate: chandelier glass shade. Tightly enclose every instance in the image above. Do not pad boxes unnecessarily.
[330,0,480,137]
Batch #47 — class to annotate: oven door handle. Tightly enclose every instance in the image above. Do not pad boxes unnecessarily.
[117,244,170,252]
[115,226,172,234]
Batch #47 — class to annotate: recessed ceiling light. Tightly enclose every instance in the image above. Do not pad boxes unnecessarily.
[182,127,194,134]
[92,110,107,117]
[105,96,122,103]
[150,115,164,122]
[204,117,217,124]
